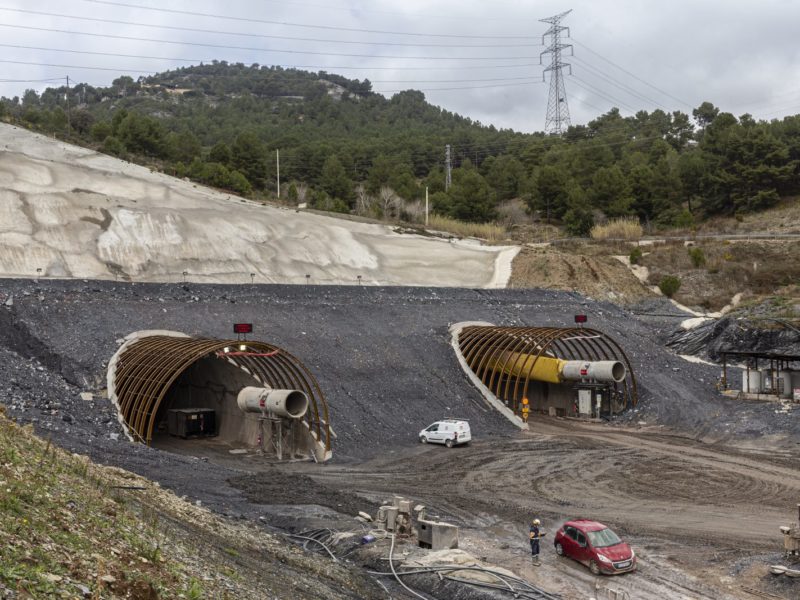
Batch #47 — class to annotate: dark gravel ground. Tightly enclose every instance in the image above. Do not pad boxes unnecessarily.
[667,315,800,361]
[0,279,797,516]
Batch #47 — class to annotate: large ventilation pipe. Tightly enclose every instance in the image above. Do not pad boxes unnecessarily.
[488,352,626,384]
[561,360,626,383]
[237,387,309,419]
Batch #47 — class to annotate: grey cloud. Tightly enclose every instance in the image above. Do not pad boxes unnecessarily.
[1,0,798,131]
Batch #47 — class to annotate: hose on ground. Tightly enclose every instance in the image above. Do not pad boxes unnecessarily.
[368,564,560,600]
[388,533,431,600]
[286,533,338,562]
[444,574,553,600]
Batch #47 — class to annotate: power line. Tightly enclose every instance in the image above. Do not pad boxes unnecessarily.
[0,77,67,83]
[0,59,153,74]
[0,43,202,63]
[79,0,532,40]
[570,74,638,113]
[371,76,542,84]
[0,23,538,61]
[374,81,543,93]
[209,0,530,23]
[0,53,541,86]
[0,7,542,49]
[571,39,693,109]
[571,56,669,110]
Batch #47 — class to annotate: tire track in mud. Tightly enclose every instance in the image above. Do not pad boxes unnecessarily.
[303,421,798,599]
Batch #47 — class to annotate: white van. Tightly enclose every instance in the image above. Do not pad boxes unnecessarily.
[419,419,471,448]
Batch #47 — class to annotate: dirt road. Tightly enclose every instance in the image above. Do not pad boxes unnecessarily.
[279,419,799,599]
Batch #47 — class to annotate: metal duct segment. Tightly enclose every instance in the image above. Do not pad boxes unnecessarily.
[486,353,627,384]
[486,351,564,384]
[561,360,626,383]
[237,387,309,419]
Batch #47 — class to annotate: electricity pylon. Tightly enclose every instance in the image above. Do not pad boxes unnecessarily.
[540,10,573,135]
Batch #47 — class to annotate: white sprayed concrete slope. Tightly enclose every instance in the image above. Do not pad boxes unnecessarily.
[0,124,518,286]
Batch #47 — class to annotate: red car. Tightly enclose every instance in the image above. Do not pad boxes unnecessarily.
[553,519,636,575]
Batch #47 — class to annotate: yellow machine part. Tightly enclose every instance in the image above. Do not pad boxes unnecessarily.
[486,351,566,384]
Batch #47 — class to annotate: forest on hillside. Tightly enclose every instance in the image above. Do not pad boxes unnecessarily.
[2,62,799,234]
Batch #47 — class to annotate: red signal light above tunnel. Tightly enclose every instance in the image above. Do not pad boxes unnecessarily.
[574,315,588,324]
[233,323,253,334]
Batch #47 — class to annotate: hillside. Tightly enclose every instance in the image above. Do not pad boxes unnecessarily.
[3,63,800,233]
[0,408,380,599]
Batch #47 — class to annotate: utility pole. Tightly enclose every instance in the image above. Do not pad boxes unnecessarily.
[425,186,429,226]
[65,76,71,136]
[276,149,280,198]
[445,144,452,191]
[540,10,573,135]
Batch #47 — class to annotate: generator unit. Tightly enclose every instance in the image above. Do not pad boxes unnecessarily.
[780,503,800,556]
[167,408,217,439]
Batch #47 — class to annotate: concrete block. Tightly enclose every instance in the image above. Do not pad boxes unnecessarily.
[385,506,399,531]
[417,519,459,550]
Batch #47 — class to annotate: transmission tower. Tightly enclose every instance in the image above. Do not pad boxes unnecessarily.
[540,9,573,135]
[445,144,452,191]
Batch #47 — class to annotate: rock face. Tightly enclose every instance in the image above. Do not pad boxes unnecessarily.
[667,316,800,361]
[0,124,517,287]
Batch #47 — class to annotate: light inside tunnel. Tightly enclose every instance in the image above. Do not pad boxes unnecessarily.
[107,331,332,461]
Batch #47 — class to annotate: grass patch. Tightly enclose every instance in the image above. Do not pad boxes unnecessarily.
[426,214,507,241]
[590,218,643,241]
[0,406,244,599]
[688,246,706,268]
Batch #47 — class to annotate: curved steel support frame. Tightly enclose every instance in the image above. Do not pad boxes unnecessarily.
[110,335,330,452]
[458,326,638,417]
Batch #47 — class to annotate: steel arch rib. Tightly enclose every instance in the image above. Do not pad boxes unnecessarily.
[111,336,330,450]
[456,325,637,414]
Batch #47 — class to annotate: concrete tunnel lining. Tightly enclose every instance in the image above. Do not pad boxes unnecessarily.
[107,330,331,459]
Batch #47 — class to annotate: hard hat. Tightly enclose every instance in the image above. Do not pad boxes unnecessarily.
[532,518,540,526]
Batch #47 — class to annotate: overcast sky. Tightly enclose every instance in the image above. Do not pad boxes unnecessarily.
[1,0,800,133]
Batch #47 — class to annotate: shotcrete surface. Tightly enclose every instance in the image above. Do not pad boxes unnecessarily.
[0,123,517,287]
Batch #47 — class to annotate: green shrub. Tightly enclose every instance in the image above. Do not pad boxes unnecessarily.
[659,275,682,298]
[100,135,125,157]
[563,205,594,237]
[687,246,706,268]
[673,209,695,229]
[629,247,643,265]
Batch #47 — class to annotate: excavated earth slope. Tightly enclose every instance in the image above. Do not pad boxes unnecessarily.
[0,123,516,287]
[2,280,797,462]
[1,280,798,600]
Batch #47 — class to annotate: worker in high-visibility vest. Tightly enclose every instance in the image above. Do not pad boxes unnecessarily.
[521,400,530,423]
[521,397,530,423]
[529,518,546,565]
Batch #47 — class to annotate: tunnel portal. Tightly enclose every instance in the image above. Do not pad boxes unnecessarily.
[453,323,638,425]
[107,331,331,461]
